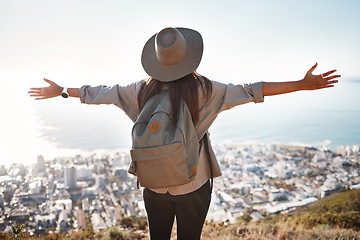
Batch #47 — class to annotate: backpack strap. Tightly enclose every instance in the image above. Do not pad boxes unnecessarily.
[202,133,213,193]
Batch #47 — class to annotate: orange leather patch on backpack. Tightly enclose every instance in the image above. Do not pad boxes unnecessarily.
[148,120,162,134]
[190,164,198,176]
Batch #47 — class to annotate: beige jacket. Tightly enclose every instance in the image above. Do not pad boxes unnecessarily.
[79,80,264,195]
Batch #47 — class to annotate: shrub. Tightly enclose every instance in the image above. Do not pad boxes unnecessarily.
[109,226,130,240]
[135,219,147,230]
[238,214,252,224]
[120,217,134,228]
[11,223,26,239]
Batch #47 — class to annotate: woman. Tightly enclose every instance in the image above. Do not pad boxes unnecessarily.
[29,27,340,240]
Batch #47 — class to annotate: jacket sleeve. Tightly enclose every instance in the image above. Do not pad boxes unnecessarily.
[79,81,142,122]
[220,81,264,112]
[196,81,264,139]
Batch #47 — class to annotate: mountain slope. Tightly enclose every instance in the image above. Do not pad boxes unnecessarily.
[291,189,360,230]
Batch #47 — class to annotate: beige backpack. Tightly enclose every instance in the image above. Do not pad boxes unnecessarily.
[128,92,200,189]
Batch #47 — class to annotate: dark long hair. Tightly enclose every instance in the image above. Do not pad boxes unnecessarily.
[138,72,212,124]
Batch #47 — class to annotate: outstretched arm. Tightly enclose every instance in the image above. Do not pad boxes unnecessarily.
[262,63,340,96]
[28,78,79,100]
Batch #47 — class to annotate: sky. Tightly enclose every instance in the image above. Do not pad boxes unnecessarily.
[0,0,359,168]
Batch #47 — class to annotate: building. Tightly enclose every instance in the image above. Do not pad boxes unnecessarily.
[0,165,6,176]
[0,193,4,205]
[95,175,107,189]
[77,166,92,180]
[37,155,46,173]
[34,213,56,228]
[57,210,68,231]
[77,209,86,230]
[91,212,107,232]
[269,189,287,201]
[94,160,105,174]
[64,167,77,190]
[8,163,27,177]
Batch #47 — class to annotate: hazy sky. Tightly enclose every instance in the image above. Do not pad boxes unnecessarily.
[1,0,359,167]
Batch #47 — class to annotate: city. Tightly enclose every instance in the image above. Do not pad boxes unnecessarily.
[0,142,359,237]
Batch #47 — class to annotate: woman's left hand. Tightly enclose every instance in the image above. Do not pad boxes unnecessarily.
[28,78,63,100]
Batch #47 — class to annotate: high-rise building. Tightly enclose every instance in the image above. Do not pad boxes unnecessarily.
[0,193,4,205]
[95,175,106,189]
[64,167,77,189]
[0,165,6,176]
[37,155,46,173]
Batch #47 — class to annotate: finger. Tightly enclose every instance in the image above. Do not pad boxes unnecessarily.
[29,87,44,91]
[324,75,341,81]
[28,90,42,94]
[35,96,49,100]
[30,93,44,97]
[322,69,337,77]
[322,80,338,86]
[306,63,318,75]
[319,84,335,89]
[43,78,56,85]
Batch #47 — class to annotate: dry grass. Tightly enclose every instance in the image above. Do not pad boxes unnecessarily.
[2,221,359,240]
[200,220,360,240]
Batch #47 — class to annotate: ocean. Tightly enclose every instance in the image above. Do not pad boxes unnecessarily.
[34,79,360,157]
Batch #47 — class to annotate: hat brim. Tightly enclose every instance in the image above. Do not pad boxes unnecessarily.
[141,28,203,82]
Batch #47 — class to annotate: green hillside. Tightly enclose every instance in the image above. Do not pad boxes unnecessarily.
[291,189,360,230]
[202,189,360,239]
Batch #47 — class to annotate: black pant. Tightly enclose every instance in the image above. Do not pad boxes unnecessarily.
[143,181,211,240]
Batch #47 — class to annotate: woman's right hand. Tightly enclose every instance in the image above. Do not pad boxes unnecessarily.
[299,63,340,91]
[28,78,63,100]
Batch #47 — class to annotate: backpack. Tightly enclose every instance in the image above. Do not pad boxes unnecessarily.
[128,91,200,189]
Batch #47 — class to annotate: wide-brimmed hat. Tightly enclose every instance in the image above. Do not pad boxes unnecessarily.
[141,27,203,82]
